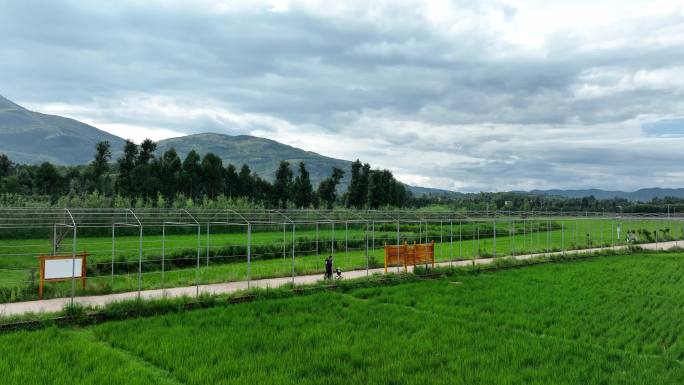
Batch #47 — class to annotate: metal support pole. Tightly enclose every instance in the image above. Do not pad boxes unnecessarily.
[345,221,348,261]
[291,224,296,285]
[206,223,209,268]
[195,225,200,296]
[459,220,462,261]
[162,223,165,291]
[511,219,515,255]
[53,224,57,255]
[70,226,77,305]
[419,221,422,244]
[580,217,584,248]
[470,221,474,261]
[396,221,401,273]
[450,220,454,267]
[476,222,480,257]
[315,222,319,256]
[471,221,475,267]
[206,223,210,267]
[547,216,551,252]
[562,222,565,254]
[138,226,143,297]
[247,223,252,289]
[440,221,443,261]
[365,222,369,276]
[611,220,614,249]
[332,222,335,257]
[493,217,496,257]
[111,224,115,286]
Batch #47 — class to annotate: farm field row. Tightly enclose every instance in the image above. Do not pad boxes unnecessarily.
[1,218,680,268]
[0,226,632,297]
[3,218,683,301]
[2,253,684,384]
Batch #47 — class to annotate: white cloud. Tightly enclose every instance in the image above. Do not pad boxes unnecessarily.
[2,0,684,191]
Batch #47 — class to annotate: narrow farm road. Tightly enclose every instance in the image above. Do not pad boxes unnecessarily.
[1,240,681,317]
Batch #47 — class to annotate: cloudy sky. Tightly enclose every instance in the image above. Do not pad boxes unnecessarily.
[1,0,684,192]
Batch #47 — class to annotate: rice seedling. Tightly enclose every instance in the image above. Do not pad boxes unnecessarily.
[2,253,684,384]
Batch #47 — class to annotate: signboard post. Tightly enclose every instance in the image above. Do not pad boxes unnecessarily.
[37,253,88,299]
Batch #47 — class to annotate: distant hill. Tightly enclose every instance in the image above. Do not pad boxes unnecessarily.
[0,95,454,196]
[409,185,462,198]
[527,188,684,202]
[156,133,353,188]
[0,95,124,164]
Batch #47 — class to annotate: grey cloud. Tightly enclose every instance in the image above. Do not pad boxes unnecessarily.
[1,0,683,191]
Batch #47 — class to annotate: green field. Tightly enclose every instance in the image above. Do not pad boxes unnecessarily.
[1,217,682,301]
[2,253,684,384]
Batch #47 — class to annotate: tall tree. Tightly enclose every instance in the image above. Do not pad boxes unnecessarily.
[34,162,62,196]
[293,162,314,208]
[155,148,182,200]
[224,164,239,198]
[273,160,293,209]
[91,141,111,178]
[115,140,138,197]
[252,175,273,205]
[364,167,407,208]
[346,160,364,208]
[88,141,111,194]
[0,154,12,178]
[137,139,157,165]
[132,139,158,199]
[366,170,384,209]
[181,150,202,200]
[359,163,370,206]
[237,164,252,198]
[390,179,408,207]
[381,170,394,206]
[201,153,224,199]
[318,167,345,209]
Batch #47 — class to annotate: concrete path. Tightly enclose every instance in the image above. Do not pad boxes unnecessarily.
[1,240,681,317]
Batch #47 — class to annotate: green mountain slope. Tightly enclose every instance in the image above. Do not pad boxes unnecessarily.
[0,95,124,165]
[156,133,353,187]
[0,95,455,196]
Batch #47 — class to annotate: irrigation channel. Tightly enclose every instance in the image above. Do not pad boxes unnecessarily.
[0,209,682,305]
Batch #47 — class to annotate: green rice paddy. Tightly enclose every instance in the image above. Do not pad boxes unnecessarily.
[2,253,684,384]
[1,217,682,301]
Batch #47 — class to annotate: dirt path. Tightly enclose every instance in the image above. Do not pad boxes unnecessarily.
[1,240,681,317]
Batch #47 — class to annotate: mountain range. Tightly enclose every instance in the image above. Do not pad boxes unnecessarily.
[526,188,684,202]
[155,133,352,188]
[3,94,682,201]
[0,94,454,194]
[0,95,125,164]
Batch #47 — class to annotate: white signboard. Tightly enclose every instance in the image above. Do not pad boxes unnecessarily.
[44,258,83,280]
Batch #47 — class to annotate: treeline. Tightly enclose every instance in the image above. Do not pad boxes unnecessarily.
[413,191,684,214]
[0,139,408,209]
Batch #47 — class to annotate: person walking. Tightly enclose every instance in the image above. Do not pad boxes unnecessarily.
[324,255,333,280]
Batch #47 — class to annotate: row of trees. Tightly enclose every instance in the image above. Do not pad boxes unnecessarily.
[411,191,684,214]
[345,160,407,208]
[0,139,409,209]
[3,143,684,213]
